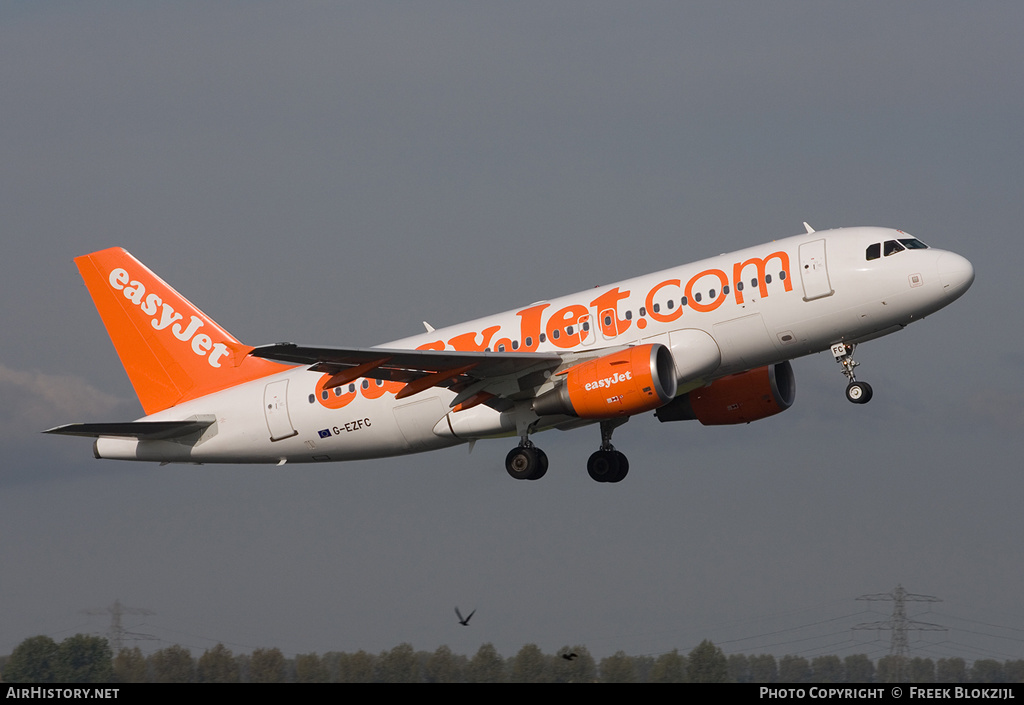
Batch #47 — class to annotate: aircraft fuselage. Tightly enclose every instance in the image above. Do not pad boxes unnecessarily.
[84,226,973,468]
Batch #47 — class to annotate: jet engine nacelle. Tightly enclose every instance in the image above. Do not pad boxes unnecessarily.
[533,343,678,419]
[655,361,796,425]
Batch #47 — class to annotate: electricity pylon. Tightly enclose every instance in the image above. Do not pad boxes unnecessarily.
[853,584,946,681]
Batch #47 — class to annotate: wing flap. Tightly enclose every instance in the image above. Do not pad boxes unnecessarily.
[251,343,563,377]
[253,342,561,385]
[251,343,566,401]
[250,343,636,407]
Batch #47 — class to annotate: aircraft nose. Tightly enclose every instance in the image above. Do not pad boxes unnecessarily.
[936,252,975,301]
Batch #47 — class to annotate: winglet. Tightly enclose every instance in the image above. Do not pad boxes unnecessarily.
[75,248,287,414]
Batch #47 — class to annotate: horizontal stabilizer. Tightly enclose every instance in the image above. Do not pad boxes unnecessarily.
[44,418,214,440]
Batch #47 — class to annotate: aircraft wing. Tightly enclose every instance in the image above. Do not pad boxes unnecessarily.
[250,343,576,410]
[44,419,214,439]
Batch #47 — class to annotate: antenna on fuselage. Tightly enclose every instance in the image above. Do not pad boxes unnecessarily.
[803,222,815,233]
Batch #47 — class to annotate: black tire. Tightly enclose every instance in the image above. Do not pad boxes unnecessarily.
[607,450,629,483]
[587,450,621,483]
[529,449,549,480]
[845,381,873,404]
[506,447,536,480]
[506,446,547,480]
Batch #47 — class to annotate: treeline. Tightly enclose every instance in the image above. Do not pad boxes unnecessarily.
[2,634,1022,683]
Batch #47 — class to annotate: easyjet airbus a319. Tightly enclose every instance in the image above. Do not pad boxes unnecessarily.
[48,224,974,483]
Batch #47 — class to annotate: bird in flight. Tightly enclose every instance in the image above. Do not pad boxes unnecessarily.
[561,652,579,661]
[455,607,476,626]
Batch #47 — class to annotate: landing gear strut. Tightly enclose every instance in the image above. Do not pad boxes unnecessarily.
[505,439,548,480]
[832,342,873,404]
[587,419,629,483]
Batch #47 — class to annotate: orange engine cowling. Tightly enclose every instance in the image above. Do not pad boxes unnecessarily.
[533,344,677,419]
[655,361,796,425]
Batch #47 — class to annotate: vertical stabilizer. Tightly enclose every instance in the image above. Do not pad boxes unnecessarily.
[75,247,287,414]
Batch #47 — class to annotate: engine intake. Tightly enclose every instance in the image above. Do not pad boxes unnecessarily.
[533,344,677,418]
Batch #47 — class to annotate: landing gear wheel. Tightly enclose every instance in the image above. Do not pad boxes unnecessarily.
[529,449,549,480]
[612,450,629,482]
[506,446,547,480]
[833,343,874,405]
[587,449,629,483]
[845,381,873,404]
[587,450,615,482]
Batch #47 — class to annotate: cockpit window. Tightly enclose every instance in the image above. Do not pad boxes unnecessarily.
[883,240,905,256]
[868,236,928,261]
[899,238,928,250]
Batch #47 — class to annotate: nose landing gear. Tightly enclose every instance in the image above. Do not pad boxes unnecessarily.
[832,342,873,404]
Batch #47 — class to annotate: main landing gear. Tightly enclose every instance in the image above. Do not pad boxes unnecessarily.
[505,441,548,481]
[587,419,630,484]
[832,342,873,404]
[504,419,631,483]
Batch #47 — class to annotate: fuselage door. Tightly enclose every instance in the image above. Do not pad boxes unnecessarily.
[264,379,298,441]
[799,239,834,301]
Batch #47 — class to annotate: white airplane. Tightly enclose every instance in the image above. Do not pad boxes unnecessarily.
[47,224,974,483]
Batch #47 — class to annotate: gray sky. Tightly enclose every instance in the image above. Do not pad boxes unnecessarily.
[2,2,1022,663]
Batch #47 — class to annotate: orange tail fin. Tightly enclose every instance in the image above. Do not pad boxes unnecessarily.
[76,247,287,414]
